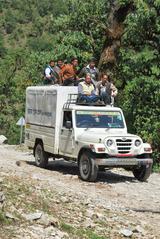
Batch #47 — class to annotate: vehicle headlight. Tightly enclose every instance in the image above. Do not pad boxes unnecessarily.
[107,139,114,147]
[135,139,141,147]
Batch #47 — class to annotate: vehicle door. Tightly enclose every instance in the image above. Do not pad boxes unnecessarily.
[59,111,74,155]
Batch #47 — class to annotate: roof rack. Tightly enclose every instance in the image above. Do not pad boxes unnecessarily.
[63,93,114,109]
[63,94,78,109]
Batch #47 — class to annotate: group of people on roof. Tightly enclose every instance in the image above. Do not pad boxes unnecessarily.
[43,57,118,105]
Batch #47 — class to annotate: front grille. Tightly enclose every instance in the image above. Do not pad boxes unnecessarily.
[116,139,132,154]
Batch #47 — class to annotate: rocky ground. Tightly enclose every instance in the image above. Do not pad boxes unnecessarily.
[0,144,160,239]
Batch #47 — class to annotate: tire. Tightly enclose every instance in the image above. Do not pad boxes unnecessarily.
[35,143,48,168]
[79,151,98,182]
[133,164,152,182]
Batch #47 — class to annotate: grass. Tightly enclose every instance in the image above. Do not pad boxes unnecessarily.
[0,211,9,225]
[1,176,52,215]
[153,163,160,173]
[60,222,74,233]
[60,222,107,239]
[1,175,110,239]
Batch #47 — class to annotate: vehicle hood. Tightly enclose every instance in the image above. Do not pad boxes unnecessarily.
[77,130,138,143]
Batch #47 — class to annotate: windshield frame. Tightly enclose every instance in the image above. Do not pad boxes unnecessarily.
[75,110,125,129]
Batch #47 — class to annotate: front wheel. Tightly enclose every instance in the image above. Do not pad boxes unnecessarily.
[35,143,48,168]
[79,151,98,182]
[133,164,152,182]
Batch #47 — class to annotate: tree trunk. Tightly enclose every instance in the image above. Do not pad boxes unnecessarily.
[98,1,133,72]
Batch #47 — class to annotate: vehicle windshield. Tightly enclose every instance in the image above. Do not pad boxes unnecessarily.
[76,110,124,128]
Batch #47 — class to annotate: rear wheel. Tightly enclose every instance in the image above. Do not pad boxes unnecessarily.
[79,151,98,182]
[35,143,48,168]
[133,164,152,182]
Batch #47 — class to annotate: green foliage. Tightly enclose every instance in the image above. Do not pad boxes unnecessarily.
[153,163,160,173]
[0,48,28,143]
[27,37,53,52]
[116,0,160,162]
[0,34,6,57]
[48,0,108,60]
[4,10,17,34]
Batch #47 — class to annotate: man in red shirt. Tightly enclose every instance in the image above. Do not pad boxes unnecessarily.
[60,58,79,86]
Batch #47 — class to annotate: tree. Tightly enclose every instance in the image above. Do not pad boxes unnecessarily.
[116,0,160,162]
[98,0,133,70]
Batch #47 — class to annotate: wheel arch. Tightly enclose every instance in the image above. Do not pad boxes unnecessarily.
[77,147,93,166]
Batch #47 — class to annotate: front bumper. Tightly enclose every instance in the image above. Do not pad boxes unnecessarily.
[95,157,153,167]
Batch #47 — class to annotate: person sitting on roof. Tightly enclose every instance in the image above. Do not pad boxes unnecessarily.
[96,73,118,105]
[60,57,79,86]
[77,73,100,104]
[43,60,59,85]
[79,57,99,87]
[53,59,65,84]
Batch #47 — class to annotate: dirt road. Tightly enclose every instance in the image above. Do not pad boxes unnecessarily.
[0,144,160,239]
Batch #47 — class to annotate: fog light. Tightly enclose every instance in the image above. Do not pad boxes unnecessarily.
[97,147,105,152]
[107,139,114,147]
[135,139,141,147]
[144,147,152,152]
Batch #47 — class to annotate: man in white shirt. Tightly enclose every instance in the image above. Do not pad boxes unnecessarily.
[44,60,58,85]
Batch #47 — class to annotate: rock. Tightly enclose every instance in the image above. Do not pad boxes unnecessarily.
[71,175,78,180]
[50,216,60,227]
[16,160,26,166]
[5,212,17,220]
[83,218,95,228]
[133,225,146,235]
[0,192,5,203]
[53,199,60,204]
[61,197,71,203]
[83,199,91,205]
[45,226,69,239]
[120,228,133,237]
[38,214,50,226]
[0,178,3,184]
[85,209,94,218]
[28,225,44,236]
[16,161,21,166]
[95,212,105,220]
[38,214,60,227]
[78,212,83,218]
[22,212,43,221]
[44,226,57,236]
[56,230,69,238]
[0,135,7,144]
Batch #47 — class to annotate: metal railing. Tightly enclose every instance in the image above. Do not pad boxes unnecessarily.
[63,94,78,109]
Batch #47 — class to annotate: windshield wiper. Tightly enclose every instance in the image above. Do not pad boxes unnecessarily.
[84,123,97,130]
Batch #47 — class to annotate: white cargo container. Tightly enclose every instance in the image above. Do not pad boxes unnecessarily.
[25,86,153,182]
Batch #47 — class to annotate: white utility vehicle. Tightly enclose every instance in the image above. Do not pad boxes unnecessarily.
[25,86,153,182]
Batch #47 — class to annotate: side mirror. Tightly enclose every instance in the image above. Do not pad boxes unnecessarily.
[65,120,72,129]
